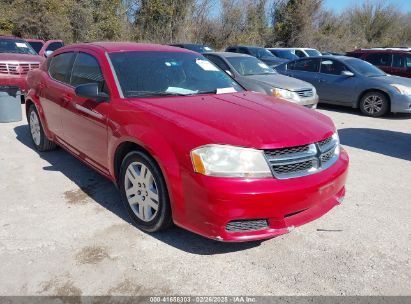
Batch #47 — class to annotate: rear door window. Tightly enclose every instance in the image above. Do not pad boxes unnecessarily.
[238,47,250,55]
[48,52,75,84]
[290,58,320,72]
[294,50,306,58]
[365,53,392,67]
[320,59,349,75]
[393,54,406,68]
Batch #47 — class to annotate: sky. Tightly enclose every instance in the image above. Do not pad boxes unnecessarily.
[323,0,411,13]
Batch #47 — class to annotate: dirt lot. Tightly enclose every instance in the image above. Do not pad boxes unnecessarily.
[0,104,410,296]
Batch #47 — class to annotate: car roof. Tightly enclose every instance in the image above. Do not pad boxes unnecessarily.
[349,48,411,54]
[290,55,355,63]
[171,43,207,47]
[60,42,197,54]
[207,52,253,58]
[227,45,265,49]
[270,47,318,50]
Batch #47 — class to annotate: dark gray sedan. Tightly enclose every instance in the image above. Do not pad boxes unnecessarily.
[275,56,411,117]
[204,52,318,108]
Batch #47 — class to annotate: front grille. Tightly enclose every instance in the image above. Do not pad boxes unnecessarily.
[264,135,339,179]
[320,148,335,163]
[295,89,313,98]
[318,137,332,148]
[226,219,269,232]
[0,62,40,75]
[272,160,316,175]
[265,145,309,157]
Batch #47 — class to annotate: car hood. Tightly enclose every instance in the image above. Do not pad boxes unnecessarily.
[245,74,314,91]
[135,92,335,149]
[0,53,44,62]
[371,75,411,86]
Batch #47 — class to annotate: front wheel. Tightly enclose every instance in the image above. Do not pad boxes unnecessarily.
[119,150,172,233]
[28,105,57,151]
[359,92,389,117]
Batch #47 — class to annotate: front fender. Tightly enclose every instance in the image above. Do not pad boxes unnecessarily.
[108,124,186,223]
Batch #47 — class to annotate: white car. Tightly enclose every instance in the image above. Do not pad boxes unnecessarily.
[267,48,322,58]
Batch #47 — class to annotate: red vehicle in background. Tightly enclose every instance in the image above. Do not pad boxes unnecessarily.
[25,42,349,242]
[25,39,64,57]
[347,48,411,78]
[0,36,44,93]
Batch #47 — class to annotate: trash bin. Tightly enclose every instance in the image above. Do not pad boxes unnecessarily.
[0,86,22,122]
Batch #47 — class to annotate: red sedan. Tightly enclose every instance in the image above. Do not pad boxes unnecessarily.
[25,42,349,242]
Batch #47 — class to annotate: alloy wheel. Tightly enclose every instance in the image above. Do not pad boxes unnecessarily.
[29,111,41,146]
[362,95,383,115]
[124,161,159,222]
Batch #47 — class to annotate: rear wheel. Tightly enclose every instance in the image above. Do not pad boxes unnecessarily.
[360,92,389,117]
[28,105,56,151]
[119,150,172,233]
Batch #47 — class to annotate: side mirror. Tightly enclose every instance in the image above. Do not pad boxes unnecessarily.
[225,70,234,77]
[44,50,54,57]
[75,83,109,102]
[341,70,354,77]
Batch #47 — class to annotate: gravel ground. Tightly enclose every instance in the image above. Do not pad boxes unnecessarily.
[0,104,410,296]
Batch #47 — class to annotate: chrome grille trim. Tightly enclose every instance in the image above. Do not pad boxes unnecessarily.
[295,88,314,98]
[264,135,339,179]
[0,61,40,75]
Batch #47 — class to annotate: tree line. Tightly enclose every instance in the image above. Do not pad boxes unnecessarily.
[0,0,410,52]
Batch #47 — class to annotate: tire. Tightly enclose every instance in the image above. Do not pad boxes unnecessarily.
[359,91,389,117]
[119,150,172,233]
[28,105,57,151]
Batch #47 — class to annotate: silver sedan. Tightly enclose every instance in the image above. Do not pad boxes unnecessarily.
[204,52,318,108]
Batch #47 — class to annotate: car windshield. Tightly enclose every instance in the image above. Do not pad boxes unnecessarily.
[271,50,298,60]
[305,49,322,57]
[27,41,43,54]
[109,51,243,98]
[227,56,276,76]
[0,39,37,55]
[346,58,386,77]
[248,47,275,58]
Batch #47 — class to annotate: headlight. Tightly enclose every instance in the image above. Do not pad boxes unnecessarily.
[191,144,272,178]
[391,84,411,95]
[271,88,299,101]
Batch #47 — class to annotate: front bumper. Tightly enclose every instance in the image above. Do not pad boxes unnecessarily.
[175,148,349,242]
[0,74,28,92]
[391,94,411,113]
[286,94,319,108]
